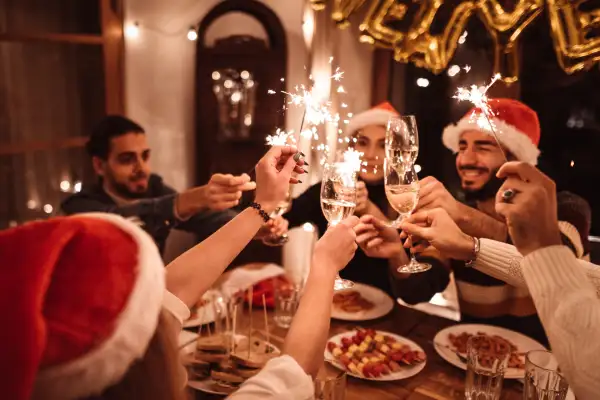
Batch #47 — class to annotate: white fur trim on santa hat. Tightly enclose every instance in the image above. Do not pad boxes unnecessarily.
[346,109,397,137]
[33,213,165,400]
[442,116,540,165]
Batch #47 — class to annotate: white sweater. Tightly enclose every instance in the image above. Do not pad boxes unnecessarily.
[522,246,600,400]
[473,221,600,297]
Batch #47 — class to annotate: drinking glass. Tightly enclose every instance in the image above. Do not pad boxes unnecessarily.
[465,334,509,400]
[384,159,431,273]
[273,279,300,329]
[320,162,357,290]
[314,367,347,400]
[523,350,569,400]
[386,115,419,167]
[262,187,292,246]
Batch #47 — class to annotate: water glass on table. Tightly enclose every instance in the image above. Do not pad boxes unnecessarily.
[465,334,509,400]
[273,280,300,329]
[314,366,346,400]
[523,350,569,400]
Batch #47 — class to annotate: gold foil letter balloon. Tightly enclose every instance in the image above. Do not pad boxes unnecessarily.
[332,0,369,29]
[477,0,544,84]
[546,0,600,74]
[399,0,476,73]
[358,0,477,74]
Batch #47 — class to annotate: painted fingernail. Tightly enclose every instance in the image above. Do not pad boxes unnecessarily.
[303,168,308,174]
[303,161,310,166]
[298,180,303,183]
[300,152,306,157]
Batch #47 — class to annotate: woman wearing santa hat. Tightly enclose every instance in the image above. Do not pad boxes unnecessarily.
[283,102,400,295]
[1,145,359,400]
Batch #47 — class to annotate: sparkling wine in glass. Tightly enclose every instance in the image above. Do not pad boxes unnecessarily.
[386,115,419,167]
[320,162,357,290]
[384,160,431,273]
[262,188,292,247]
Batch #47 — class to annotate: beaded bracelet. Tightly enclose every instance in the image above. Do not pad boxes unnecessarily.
[250,202,271,223]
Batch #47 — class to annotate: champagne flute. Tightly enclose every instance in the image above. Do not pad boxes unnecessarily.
[262,187,292,246]
[320,162,357,290]
[384,159,431,273]
[385,115,419,167]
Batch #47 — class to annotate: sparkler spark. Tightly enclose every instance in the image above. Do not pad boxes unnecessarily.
[341,148,364,173]
[265,128,296,146]
[453,73,507,161]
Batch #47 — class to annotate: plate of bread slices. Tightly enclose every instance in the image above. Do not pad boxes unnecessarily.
[324,328,426,381]
[183,333,280,395]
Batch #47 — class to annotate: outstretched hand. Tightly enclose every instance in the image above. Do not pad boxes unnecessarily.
[354,215,404,259]
[399,208,474,260]
[254,145,307,213]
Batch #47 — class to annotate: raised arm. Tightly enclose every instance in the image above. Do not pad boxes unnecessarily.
[165,146,305,307]
[283,217,359,377]
[496,161,600,399]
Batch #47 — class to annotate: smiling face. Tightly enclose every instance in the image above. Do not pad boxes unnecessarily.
[352,125,386,183]
[92,132,152,199]
[455,129,508,192]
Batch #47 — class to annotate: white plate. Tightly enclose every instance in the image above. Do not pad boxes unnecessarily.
[183,289,225,328]
[324,330,426,381]
[434,324,546,379]
[331,283,394,321]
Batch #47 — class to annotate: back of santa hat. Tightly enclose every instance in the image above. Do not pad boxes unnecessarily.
[0,213,165,400]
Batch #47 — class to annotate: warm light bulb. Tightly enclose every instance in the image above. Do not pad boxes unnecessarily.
[570,160,575,167]
[212,71,221,80]
[448,65,460,77]
[414,164,422,173]
[60,180,71,192]
[43,204,54,214]
[125,22,140,39]
[416,78,430,87]
[458,31,468,44]
[27,200,37,210]
[240,70,250,80]
[74,181,82,193]
[187,27,198,41]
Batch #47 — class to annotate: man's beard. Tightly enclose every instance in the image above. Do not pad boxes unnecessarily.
[104,171,149,200]
[463,168,504,202]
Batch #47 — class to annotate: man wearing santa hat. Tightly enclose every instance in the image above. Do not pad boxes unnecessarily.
[356,98,590,345]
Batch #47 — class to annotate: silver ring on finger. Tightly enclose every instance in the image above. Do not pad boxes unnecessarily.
[501,188,518,203]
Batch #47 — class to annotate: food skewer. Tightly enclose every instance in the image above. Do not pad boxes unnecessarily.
[248,286,254,359]
[262,293,270,348]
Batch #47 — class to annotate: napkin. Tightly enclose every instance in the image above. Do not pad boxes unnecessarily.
[221,263,285,295]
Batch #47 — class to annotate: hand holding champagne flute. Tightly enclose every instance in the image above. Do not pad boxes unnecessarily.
[320,162,357,290]
[262,188,292,246]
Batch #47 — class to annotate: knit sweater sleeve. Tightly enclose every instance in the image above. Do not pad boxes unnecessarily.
[522,246,600,400]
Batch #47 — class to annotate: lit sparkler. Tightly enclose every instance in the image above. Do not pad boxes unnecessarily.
[267,60,346,144]
[453,73,507,162]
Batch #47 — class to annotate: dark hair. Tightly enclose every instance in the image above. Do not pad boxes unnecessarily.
[86,115,145,159]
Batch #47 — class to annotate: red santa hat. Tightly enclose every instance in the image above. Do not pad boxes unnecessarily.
[0,213,165,400]
[442,98,541,165]
[345,101,399,138]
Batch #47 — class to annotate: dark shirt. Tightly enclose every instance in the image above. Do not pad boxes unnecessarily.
[60,174,236,254]
[392,191,587,346]
[283,180,395,295]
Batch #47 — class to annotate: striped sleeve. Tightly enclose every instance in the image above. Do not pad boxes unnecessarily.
[522,246,600,400]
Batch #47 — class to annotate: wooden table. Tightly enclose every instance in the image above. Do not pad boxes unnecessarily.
[188,303,523,399]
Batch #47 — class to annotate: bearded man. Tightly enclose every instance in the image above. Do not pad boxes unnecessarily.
[357,99,589,345]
